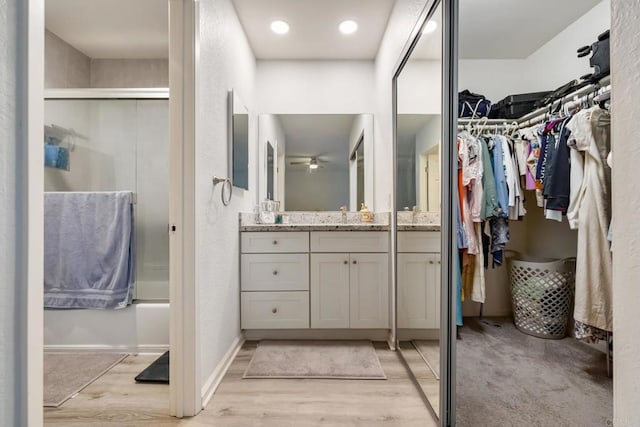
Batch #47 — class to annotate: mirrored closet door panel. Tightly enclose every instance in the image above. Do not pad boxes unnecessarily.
[394,0,444,418]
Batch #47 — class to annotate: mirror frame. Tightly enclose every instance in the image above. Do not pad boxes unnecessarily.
[391,0,458,424]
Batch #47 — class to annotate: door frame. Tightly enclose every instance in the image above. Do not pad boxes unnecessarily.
[26,0,201,421]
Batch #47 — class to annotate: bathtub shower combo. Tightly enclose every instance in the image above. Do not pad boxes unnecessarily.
[43,89,170,352]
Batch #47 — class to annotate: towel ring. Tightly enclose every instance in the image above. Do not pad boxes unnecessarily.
[212,176,233,206]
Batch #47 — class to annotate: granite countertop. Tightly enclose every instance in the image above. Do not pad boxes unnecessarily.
[240,223,390,232]
[240,223,441,232]
[239,211,440,232]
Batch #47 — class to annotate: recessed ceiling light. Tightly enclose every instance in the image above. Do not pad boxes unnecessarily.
[270,20,290,35]
[339,20,358,35]
[423,20,438,34]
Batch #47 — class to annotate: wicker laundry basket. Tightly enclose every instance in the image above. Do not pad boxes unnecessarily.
[507,255,575,339]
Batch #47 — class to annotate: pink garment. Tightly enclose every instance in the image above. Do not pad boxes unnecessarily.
[525,142,537,190]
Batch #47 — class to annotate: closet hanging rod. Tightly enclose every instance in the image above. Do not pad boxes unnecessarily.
[518,83,611,129]
[515,76,610,125]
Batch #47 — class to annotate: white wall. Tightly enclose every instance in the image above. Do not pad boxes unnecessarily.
[374,0,429,211]
[458,59,527,103]
[196,0,256,393]
[398,60,441,114]
[524,0,611,92]
[348,114,374,211]
[285,169,350,211]
[255,60,375,114]
[611,0,640,424]
[0,0,27,424]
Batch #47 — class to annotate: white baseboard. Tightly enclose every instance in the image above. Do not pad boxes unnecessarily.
[243,329,390,341]
[44,344,169,354]
[200,335,244,409]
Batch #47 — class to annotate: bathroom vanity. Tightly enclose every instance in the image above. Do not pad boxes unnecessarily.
[239,213,441,333]
[240,226,389,330]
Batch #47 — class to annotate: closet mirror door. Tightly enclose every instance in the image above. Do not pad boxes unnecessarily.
[394,0,443,418]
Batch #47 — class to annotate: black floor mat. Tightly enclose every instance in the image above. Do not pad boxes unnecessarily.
[135,351,169,384]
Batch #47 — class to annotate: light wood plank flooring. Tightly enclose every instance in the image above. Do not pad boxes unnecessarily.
[45,342,437,426]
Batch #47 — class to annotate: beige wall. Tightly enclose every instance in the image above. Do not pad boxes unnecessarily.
[611,0,640,425]
[90,59,168,88]
[45,30,168,89]
[45,30,91,88]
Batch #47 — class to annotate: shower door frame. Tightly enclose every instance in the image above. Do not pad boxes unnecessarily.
[26,0,201,422]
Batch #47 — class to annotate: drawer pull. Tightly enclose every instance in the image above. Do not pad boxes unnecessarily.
[437,260,441,264]
[352,260,357,265]
[272,240,278,245]
[272,307,278,314]
[343,260,348,265]
[429,260,435,264]
[272,270,278,276]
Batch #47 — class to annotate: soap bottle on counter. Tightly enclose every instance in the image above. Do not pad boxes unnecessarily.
[359,203,373,223]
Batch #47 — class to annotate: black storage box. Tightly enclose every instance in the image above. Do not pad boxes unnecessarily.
[489,91,551,119]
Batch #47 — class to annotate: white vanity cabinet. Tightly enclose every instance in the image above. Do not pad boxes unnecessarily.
[240,232,310,329]
[397,231,441,329]
[310,232,389,329]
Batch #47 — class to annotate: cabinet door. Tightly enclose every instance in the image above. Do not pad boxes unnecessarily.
[310,253,350,328]
[349,253,389,328]
[398,253,440,329]
[398,253,430,328]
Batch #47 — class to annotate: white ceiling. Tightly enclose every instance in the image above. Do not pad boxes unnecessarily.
[232,0,395,60]
[44,0,603,61]
[45,0,168,59]
[279,114,355,171]
[413,0,602,60]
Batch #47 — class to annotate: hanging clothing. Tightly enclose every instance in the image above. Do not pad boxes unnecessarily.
[566,107,612,337]
[545,118,572,212]
[479,137,501,219]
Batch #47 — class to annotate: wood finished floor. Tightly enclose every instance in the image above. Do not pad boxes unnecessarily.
[44,342,438,426]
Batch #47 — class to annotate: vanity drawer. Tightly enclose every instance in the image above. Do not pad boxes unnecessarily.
[398,231,441,253]
[310,231,389,253]
[241,254,309,291]
[241,232,309,253]
[241,291,309,329]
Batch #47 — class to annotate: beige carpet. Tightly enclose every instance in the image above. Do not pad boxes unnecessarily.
[44,352,128,407]
[243,340,386,379]
[413,340,440,379]
[457,317,612,427]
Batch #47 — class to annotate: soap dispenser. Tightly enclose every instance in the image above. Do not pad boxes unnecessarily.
[359,203,373,223]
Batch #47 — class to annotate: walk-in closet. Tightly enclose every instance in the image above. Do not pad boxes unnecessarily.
[454,1,613,425]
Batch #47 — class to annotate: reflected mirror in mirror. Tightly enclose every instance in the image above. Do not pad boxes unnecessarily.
[395,0,442,417]
[258,114,373,211]
[230,90,249,190]
[266,141,275,200]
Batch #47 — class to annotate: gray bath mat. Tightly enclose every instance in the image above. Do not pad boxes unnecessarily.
[413,340,440,379]
[243,340,386,379]
[44,352,128,407]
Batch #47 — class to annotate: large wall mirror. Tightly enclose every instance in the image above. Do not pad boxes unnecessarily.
[393,0,444,420]
[258,113,373,211]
